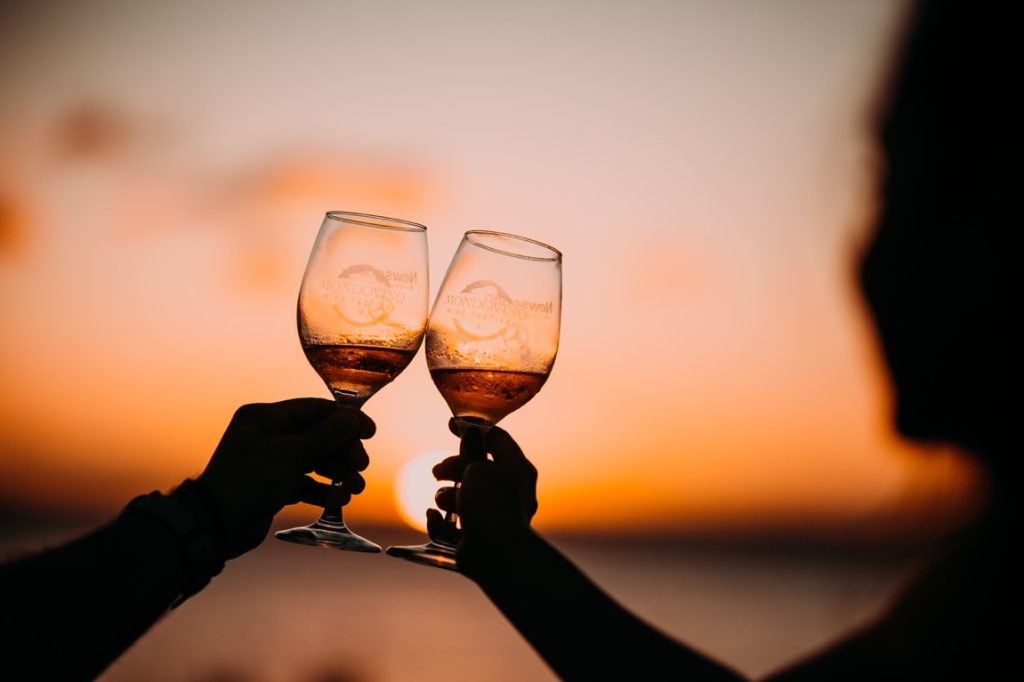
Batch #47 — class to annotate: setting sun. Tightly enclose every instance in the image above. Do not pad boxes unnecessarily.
[395,450,449,533]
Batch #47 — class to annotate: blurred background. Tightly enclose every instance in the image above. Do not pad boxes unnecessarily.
[0,0,980,680]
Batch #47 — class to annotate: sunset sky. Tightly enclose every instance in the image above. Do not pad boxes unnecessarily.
[0,0,979,539]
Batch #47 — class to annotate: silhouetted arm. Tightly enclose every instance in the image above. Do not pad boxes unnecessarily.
[429,424,744,682]
[0,398,375,680]
[475,530,743,681]
[2,487,221,680]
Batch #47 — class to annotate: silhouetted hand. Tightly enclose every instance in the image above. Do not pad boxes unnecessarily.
[428,419,538,575]
[196,398,375,558]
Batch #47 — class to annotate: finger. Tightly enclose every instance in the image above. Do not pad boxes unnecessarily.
[426,508,460,546]
[290,403,375,441]
[353,410,376,439]
[460,425,487,463]
[432,455,464,482]
[303,454,366,494]
[338,470,366,496]
[312,440,370,480]
[486,426,534,473]
[286,401,374,438]
[434,486,457,513]
[294,477,350,508]
[234,398,337,434]
[344,439,371,471]
[286,409,366,470]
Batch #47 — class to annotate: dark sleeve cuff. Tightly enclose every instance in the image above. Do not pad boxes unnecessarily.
[121,484,226,607]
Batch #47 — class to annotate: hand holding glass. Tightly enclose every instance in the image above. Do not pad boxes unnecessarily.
[387,230,561,570]
[276,211,428,552]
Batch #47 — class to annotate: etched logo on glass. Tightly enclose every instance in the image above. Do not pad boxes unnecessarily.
[443,280,552,349]
[315,264,418,327]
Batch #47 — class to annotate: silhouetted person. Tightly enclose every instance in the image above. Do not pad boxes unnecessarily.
[428,0,1019,679]
[1,398,375,680]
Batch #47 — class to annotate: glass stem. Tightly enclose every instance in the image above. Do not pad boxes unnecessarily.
[320,396,368,527]
[318,481,346,525]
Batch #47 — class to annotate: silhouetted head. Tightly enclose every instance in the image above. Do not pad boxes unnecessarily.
[859,0,1018,464]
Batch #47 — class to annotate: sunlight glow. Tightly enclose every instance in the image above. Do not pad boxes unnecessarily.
[0,0,978,539]
[395,450,448,533]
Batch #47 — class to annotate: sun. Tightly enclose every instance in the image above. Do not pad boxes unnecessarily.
[395,450,449,533]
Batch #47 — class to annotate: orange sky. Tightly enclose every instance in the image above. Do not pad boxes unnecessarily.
[0,0,980,538]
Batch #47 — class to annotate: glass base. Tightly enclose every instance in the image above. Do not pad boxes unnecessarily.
[385,541,460,571]
[275,518,381,553]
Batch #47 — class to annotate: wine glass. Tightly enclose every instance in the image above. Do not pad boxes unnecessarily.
[276,211,428,552]
[386,230,561,570]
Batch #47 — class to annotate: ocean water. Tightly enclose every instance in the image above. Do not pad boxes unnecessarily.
[1,522,924,681]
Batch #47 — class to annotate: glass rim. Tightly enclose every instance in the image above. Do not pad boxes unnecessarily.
[464,230,562,262]
[325,211,427,233]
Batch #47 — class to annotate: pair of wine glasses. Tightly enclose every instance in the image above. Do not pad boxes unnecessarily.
[275,211,561,571]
